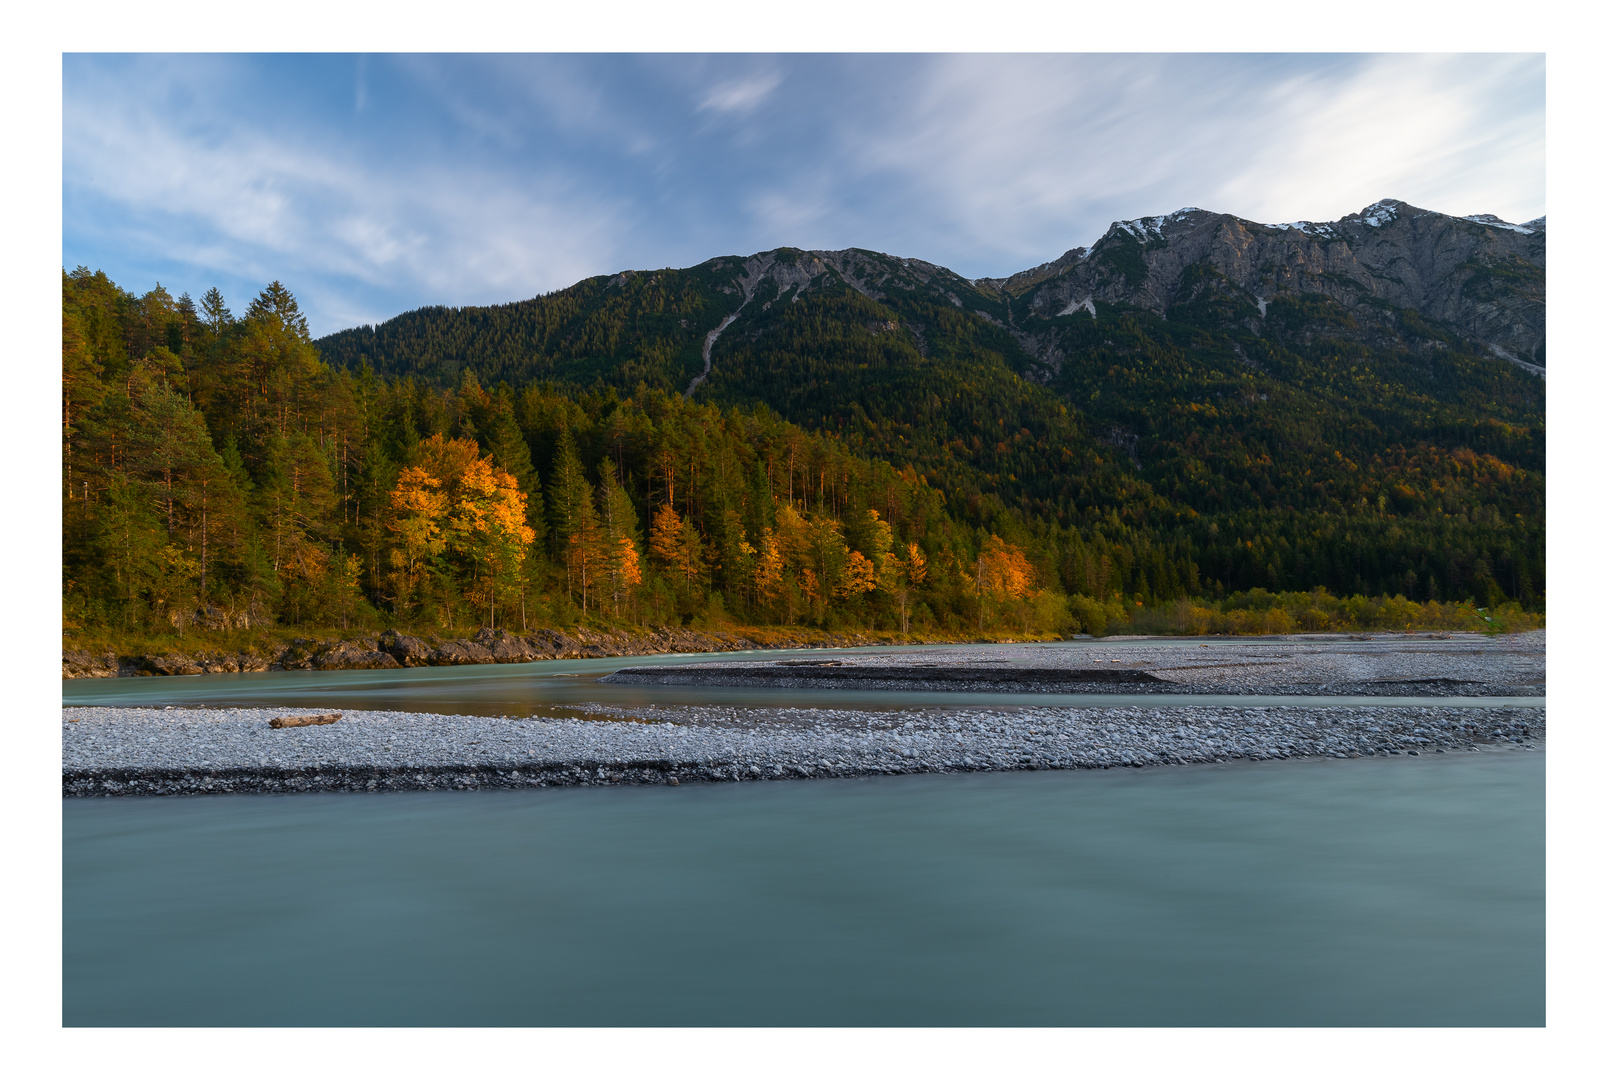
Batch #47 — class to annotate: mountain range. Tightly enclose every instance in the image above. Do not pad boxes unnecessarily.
[318,196,1545,386]
[310,198,1544,605]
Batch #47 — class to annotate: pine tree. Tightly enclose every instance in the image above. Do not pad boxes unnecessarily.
[546,427,591,566]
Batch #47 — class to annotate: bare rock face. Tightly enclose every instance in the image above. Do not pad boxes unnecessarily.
[1017,199,1545,371]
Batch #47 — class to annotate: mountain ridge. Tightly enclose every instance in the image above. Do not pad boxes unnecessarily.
[319,197,1544,381]
[995,198,1544,372]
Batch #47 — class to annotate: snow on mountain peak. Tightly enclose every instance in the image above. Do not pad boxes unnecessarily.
[1269,220,1339,238]
[1359,200,1402,227]
[1113,208,1203,241]
[1114,216,1167,241]
[1462,213,1536,235]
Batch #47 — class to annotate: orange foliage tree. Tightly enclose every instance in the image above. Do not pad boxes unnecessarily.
[386,434,534,629]
[975,534,1036,632]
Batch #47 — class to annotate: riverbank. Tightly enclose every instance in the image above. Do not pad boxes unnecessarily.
[60,624,1027,680]
[62,701,1543,797]
[62,624,1543,683]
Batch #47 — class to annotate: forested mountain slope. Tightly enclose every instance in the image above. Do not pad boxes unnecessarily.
[314,201,1545,606]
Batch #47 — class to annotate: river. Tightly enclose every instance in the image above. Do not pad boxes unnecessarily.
[60,641,1542,716]
[62,645,1544,1026]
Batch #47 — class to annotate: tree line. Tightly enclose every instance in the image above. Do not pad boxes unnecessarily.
[63,267,1543,649]
[64,270,1109,641]
[315,250,1544,613]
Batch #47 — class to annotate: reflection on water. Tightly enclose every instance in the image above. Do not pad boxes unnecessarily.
[63,750,1543,1026]
[62,643,1540,717]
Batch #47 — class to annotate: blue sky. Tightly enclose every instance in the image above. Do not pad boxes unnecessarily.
[63,53,1545,337]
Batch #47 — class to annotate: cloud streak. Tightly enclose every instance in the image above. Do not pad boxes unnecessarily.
[62,54,1543,335]
[700,72,783,115]
[65,57,637,331]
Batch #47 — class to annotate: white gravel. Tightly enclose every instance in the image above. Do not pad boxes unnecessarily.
[605,632,1546,697]
[63,701,1545,797]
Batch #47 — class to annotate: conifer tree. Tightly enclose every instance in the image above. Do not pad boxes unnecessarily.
[597,469,643,619]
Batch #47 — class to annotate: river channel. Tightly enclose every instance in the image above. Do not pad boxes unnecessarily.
[62,642,1544,1026]
[60,641,1541,715]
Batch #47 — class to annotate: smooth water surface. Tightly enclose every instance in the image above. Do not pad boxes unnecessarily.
[64,749,1543,1026]
[61,642,1540,716]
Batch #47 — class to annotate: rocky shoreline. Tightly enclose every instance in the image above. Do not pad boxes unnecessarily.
[61,625,941,680]
[63,702,1545,797]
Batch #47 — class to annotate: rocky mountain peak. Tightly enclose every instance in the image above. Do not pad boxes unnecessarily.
[1016,198,1545,370]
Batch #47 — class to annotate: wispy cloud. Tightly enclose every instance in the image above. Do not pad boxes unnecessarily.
[1216,54,1545,224]
[828,54,1544,271]
[699,72,783,115]
[62,54,1544,334]
[64,57,634,331]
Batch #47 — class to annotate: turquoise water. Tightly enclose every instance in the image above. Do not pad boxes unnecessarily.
[63,749,1543,1026]
[60,645,1540,716]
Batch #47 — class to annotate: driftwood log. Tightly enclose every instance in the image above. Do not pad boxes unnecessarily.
[269,712,342,729]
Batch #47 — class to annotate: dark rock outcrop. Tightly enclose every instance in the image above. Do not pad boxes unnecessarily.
[377,630,437,667]
[62,650,119,679]
[431,640,496,665]
[312,642,401,671]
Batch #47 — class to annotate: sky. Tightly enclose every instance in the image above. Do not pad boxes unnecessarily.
[62,53,1545,338]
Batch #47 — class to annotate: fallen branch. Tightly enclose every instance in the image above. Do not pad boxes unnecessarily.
[269,713,342,729]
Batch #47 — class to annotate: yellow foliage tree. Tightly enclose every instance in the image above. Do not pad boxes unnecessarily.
[753,526,784,604]
[839,550,877,598]
[386,465,448,615]
[387,436,533,629]
[449,455,536,629]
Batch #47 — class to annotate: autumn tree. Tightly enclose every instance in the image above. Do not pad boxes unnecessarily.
[386,464,448,617]
[597,469,644,619]
[448,456,536,629]
[883,541,928,634]
[649,502,706,610]
[976,534,1036,632]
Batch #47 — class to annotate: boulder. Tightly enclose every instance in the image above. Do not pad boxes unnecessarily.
[473,628,545,662]
[140,653,204,676]
[194,653,241,674]
[273,638,325,671]
[432,639,495,665]
[378,630,437,667]
[62,650,118,679]
[313,641,402,671]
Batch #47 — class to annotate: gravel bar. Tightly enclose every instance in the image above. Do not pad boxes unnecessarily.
[63,702,1545,797]
[602,632,1546,698]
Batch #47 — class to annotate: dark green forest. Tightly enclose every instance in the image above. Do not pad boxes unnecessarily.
[316,248,1545,611]
[62,249,1543,649]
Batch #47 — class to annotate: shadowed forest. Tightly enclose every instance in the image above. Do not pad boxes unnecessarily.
[62,268,1543,653]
